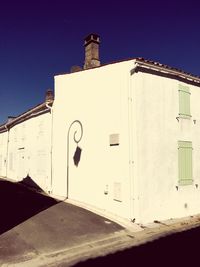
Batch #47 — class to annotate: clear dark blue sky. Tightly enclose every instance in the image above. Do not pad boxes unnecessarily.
[0,0,199,124]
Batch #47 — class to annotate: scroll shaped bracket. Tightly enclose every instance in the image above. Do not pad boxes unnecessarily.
[66,120,83,198]
[67,119,83,163]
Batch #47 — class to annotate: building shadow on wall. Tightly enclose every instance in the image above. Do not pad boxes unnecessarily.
[0,177,59,235]
[72,225,200,267]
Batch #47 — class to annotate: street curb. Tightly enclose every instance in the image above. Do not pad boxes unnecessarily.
[5,215,200,267]
[4,230,129,267]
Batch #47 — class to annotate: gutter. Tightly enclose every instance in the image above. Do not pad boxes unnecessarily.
[0,101,53,133]
[133,59,200,85]
[45,102,52,113]
[7,102,51,127]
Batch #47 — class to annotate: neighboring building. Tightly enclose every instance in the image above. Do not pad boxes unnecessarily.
[0,90,53,192]
[1,33,200,224]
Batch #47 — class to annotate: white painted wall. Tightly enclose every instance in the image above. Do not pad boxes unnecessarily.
[52,60,136,219]
[0,131,9,177]
[132,71,200,223]
[53,60,200,224]
[1,112,52,191]
[1,58,200,225]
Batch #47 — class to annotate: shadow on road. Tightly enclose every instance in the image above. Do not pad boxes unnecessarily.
[73,226,200,266]
[0,177,59,235]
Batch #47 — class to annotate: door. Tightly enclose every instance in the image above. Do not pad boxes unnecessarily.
[17,149,26,180]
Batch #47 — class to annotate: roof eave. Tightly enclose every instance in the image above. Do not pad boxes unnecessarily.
[134,59,200,85]
[0,100,53,133]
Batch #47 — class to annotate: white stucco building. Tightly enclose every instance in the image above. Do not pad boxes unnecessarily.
[1,33,200,224]
[0,91,53,192]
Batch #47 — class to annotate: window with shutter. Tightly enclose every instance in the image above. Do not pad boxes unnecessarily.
[178,84,191,118]
[178,141,193,185]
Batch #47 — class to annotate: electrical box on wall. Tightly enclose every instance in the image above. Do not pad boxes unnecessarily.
[109,134,119,146]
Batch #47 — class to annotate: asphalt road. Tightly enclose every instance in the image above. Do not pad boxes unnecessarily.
[1,177,200,267]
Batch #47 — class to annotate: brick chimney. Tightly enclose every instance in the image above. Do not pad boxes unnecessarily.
[83,33,100,70]
[45,89,54,102]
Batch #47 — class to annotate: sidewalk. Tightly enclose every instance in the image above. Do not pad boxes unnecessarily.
[1,177,200,266]
[17,214,200,267]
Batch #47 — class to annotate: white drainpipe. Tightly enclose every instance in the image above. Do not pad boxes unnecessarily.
[45,102,53,194]
[4,124,9,178]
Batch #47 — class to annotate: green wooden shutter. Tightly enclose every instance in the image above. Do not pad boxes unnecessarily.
[179,84,191,118]
[178,141,193,185]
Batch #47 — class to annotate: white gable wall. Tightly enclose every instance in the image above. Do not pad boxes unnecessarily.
[52,60,136,219]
